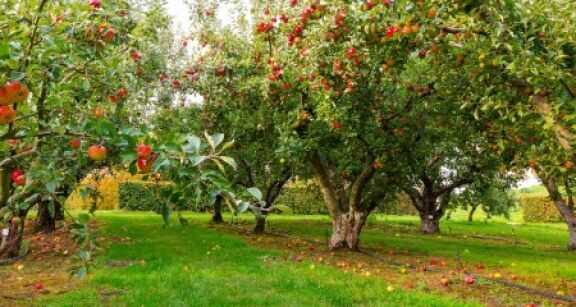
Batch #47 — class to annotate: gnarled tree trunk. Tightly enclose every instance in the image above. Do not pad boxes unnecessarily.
[211,195,224,224]
[330,210,367,251]
[411,196,442,234]
[419,211,441,234]
[311,151,378,251]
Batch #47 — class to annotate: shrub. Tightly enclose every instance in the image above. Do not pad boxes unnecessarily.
[66,175,120,210]
[118,182,159,211]
[521,195,562,223]
[66,170,160,210]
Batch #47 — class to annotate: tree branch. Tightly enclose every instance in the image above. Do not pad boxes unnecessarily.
[0,150,37,167]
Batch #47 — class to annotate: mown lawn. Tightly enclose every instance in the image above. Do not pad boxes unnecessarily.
[37,212,478,307]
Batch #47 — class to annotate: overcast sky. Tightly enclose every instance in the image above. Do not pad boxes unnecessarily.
[165,0,191,33]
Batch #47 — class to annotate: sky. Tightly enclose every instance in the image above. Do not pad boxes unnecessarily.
[165,0,191,34]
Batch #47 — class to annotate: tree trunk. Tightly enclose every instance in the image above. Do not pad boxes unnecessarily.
[0,217,24,259]
[412,196,442,234]
[211,195,224,224]
[420,213,440,234]
[35,202,55,233]
[329,211,367,251]
[468,205,478,222]
[0,168,10,207]
[253,214,266,234]
[54,202,64,221]
[569,222,576,251]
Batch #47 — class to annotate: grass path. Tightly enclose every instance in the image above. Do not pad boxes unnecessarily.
[37,212,477,306]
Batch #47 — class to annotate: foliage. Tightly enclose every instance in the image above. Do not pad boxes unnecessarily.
[449,179,518,221]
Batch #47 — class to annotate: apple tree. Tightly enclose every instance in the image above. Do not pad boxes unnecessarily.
[438,0,576,249]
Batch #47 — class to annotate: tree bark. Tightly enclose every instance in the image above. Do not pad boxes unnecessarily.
[468,205,478,222]
[569,222,576,251]
[211,195,224,224]
[544,178,576,251]
[0,168,10,207]
[419,212,441,234]
[330,211,367,251]
[35,202,56,233]
[253,214,266,234]
[0,217,24,259]
[410,196,442,234]
[310,150,378,251]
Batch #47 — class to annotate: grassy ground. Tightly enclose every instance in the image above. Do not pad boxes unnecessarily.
[3,208,573,306]
[32,212,478,307]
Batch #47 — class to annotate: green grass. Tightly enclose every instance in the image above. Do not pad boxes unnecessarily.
[38,212,478,307]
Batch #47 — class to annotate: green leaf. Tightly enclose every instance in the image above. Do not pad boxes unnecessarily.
[190,156,207,166]
[237,201,250,213]
[247,187,262,201]
[219,156,237,170]
[46,182,57,194]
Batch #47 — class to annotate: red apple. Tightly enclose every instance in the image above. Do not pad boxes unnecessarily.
[563,160,573,169]
[418,50,427,58]
[70,138,81,149]
[88,0,101,8]
[7,139,19,148]
[118,87,129,98]
[2,82,29,105]
[464,276,475,285]
[136,143,152,158]
[98,24,116,42]
[11,170,26,185]
[137,155,157,173]
[330,121,342,129]
[346,48,356,58]
[440,278,450,286]
[92,109,104,117]
[0,106,17,125]
[476,263,485,270]
[34,283,45,290]
[130,50,142,60]
[108,95,120,103]
[87,145,107,161]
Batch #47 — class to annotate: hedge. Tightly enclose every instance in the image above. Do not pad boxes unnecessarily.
[376,193,418,216]
[274,181,418,216]
[118,182,159,211]
[521,195,562,223]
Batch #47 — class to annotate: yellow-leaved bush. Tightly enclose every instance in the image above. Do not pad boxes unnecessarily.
[66,170,154,210]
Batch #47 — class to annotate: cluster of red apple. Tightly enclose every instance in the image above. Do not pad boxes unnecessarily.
[108,87,129,103]
[267,59,283,82]
[0,81,29,125]
[136,143,156,173]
